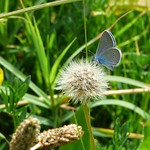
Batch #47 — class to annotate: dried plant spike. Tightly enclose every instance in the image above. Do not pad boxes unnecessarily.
[36,124,84,149]
[9,117,40,150]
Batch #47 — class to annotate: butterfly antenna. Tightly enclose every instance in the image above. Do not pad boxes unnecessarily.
[88,50,94,55]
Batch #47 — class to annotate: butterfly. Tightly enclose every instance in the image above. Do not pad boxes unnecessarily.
[94,30,122,71]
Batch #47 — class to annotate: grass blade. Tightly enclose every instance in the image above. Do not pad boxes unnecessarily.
[50,38,77,85]
[105,75,150,88]
[91,99,150,120]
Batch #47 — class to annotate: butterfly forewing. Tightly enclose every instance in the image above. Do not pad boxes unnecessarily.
[96,30,116,55]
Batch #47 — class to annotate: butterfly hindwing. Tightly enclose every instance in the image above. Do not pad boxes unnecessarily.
[96,48,122,70]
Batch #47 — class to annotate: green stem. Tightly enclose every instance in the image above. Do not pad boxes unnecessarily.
[82,0,88,59]
[82,104,96,150]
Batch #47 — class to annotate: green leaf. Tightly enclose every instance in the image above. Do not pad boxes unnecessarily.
[138,121,150,150]
[24,16,49,87]
[33,18,49,85]
[15,76,31,102]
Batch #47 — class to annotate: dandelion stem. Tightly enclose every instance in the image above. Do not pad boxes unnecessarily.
[82,104,96,150]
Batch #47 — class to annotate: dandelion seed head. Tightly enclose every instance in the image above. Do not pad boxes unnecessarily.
[57,59,108,104]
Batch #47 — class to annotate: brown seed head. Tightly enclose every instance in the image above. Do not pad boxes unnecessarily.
[9,117,40,150]
[38,124,84,149]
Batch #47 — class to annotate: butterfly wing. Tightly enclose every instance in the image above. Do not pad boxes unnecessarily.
[96,30,116,56]
[96,48,122,70]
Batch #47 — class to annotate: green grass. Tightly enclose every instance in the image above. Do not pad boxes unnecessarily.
[0,0,150,149]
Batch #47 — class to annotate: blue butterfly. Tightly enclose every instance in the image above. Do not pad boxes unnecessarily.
[94,30,122,71]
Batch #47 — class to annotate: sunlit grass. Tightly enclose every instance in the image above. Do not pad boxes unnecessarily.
[0,0,150,149]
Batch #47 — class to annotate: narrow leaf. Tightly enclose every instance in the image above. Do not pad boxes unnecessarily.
[50,38,77,85]
[91,99,150,120]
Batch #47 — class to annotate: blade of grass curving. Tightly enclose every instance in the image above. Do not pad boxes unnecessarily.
[50,38,77,86]
[105,75,150,88]
[0,0,82,19]
[91,99,150,120]
[0,56,50,106]
[23,93,49,109]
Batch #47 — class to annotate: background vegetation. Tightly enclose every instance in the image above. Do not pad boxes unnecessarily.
[0,0,150,149]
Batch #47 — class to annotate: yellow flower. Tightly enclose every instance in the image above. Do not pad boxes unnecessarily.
[0,68,4,85]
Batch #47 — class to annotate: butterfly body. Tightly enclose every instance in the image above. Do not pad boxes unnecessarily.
[94,30,122,70]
